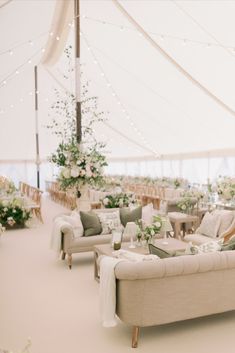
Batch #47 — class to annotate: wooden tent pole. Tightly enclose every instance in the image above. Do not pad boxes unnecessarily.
[34,65,40,188]
[74,0,82,143]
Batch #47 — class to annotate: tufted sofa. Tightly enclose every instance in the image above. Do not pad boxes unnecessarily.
[114,250,235,348]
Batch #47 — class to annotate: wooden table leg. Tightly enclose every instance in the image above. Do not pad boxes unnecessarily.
[94,250,100,282]
[132,326,140,348]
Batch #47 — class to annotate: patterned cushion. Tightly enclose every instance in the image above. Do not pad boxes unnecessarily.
[97,211,123,235]
[190,239,223,254]
[197,212,221,238]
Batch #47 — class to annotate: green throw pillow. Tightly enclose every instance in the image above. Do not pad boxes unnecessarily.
[80,211,102,236]
[148,243,174,258]
[120,206,142,227]
[221,237,235,251]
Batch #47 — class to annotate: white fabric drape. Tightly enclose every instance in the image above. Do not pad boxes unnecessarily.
[40,0,73,67]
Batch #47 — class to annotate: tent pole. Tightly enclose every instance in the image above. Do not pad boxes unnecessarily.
[74,0,82,143]
[34,65,40,189]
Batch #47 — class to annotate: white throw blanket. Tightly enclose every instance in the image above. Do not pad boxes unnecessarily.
[99,250,159,327]
[50,218,72,255]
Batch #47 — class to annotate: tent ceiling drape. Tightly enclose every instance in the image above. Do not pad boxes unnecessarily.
[0,0,235,161]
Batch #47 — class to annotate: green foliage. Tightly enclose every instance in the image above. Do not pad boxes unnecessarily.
[102,193,136,208]
[0,198,31,228]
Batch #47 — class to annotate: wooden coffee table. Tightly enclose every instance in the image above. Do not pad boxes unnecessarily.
[93,238,188,281]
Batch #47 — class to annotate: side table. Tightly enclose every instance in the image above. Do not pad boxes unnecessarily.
[168,212,199,239]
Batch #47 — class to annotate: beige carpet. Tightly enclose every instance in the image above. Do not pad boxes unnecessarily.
[0,196,235,353]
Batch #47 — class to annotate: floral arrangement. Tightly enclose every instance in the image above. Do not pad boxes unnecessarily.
[50,141,107,195]
[103,175,189,188]
[182,190,205,200]
[0,176,16,195]
[0,198,31,228]
[102,192,136,208]
[177,197,196,213]
[216,176,235,201]
[136,215,162,243]
[0,223,5,235]
[48,47,108,197]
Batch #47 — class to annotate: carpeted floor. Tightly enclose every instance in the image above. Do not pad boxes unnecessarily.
[1,196,235,353]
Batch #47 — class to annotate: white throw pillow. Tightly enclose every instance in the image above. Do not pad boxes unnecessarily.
[97,211,123,235]
[198,212,221,238]
[142,203,154,226]
[61,211,84,237]
[213,210,234,236]
[192,239,223,254]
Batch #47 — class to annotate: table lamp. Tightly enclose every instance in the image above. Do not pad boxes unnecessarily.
[124,222,138,248]
[160,217,173,245]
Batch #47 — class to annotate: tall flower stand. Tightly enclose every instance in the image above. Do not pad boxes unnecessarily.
[76,184,91,211]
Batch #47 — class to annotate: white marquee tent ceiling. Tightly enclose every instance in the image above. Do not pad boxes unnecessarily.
[1,0,235,162]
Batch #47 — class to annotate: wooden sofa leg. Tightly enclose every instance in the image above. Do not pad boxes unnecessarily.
[61,251,66,260]
[68,254,72,269]
[132,326,140,348]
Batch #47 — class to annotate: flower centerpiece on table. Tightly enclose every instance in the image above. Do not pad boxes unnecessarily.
[0,198,31,229]
[177,197,196,214]
[136,215,162,244]
[216,176,235,201]
[0,176,16,195]
[102,192,136,208]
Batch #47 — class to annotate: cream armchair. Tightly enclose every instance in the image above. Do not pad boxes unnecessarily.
[184,210,235,245]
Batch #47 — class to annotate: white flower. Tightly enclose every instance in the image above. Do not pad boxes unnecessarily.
[62,168,71,179]
[181,204,186,210]
[119,199,123,207]
[13,209,16,213]
[154,221,161,228]
[150,229,155,236]
[3,207,8,212]
[71,166,80,178]
[103,198,109,206]
[80,169,86,176]
[86,168,92,178]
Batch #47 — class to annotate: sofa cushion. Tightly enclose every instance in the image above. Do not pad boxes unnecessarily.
[97,210,122,235]
[120,206,142,227]
[190,239,223,254]
[142,203,154,225]
[197,211,221,238]
[80,211,102,237]
[60,211,84,237]
[184,233,214,245]
[213,210,234,236]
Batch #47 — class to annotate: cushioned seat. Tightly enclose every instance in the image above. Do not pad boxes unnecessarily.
[184,210,235,245]
[184,233,213,245]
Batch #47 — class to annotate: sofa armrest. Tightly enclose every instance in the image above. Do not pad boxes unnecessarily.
[61,225,75,252]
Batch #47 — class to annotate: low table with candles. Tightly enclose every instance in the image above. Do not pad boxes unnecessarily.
[93,238,188,282]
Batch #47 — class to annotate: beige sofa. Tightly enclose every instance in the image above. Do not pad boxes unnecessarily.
[61,209,132,269]
[114,250,235,348]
